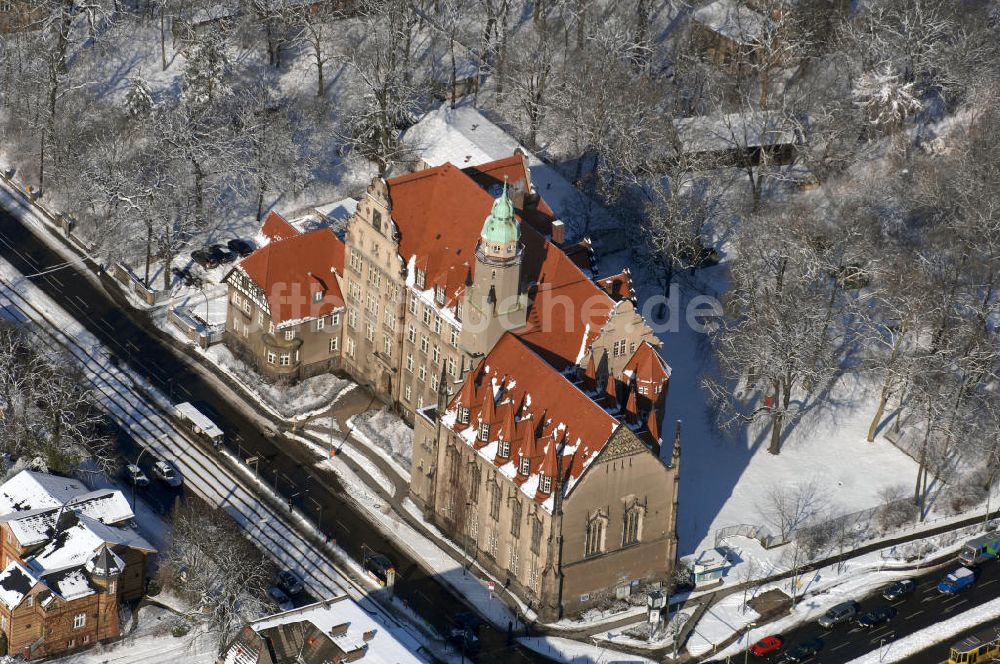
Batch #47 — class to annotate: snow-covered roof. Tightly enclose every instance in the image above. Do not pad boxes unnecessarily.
[226,595,426,664]
[691,0,766,45]
[311,198,358,226]
[0,470,89,516]
[402,104,619,238]
[673,111,798,154]
[0,562,39,610]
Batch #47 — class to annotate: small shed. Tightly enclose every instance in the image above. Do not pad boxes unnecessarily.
[692,548,730,587]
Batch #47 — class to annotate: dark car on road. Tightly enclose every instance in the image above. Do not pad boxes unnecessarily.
[882,578,917,601]
[190,248,219,270]
[750,635,785,657]
[779,638,824,663]
[277,570,304,595]
[858,605,897,628]
[122,463,149,487]
[447,612,482,654]
[227,238,255,257]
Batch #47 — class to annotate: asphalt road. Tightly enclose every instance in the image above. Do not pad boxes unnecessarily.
[732,558,1000,664]
[0,204,540,662]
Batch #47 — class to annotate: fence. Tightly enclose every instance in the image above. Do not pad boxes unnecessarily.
[168,306,224,349]
[113,263,172,306]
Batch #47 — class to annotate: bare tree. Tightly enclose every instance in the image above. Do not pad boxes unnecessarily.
[758,478,824,542]
[159,498,272,647]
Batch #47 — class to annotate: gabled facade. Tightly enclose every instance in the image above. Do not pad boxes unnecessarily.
[0,471,155,659]
[411,333,678,620]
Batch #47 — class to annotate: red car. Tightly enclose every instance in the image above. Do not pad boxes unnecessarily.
[750,635,785,657]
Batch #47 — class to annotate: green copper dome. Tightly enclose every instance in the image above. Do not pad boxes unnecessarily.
[481,178,519,245]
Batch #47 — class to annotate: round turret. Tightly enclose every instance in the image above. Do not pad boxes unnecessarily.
[478,177,521,265]
[85,546,123,580]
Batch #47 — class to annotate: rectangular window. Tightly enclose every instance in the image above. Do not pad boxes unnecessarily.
[469,465,481,502]
[267,351,276,365]
[511,500,522,538]
[529,561,538,592]
[407,324,416,343]
[284,330,295,341]
[509,546,519,576]
[435,286,445,305]
[531,519,542,555]
[404,384,412,402]
[242,299,251,314]
[269,321,275,334]
[366,293,379,315]
[279,353,291,366]
[73,613,85,629]
[417,395,424,409]
[331,312,341,326]
[433,315,442,335]
[418,365,426,382]
[490,483,501,520]
[432,345,440,365]
[368,266,381,288]
[420,336,429,353]
[232,292,241,307]
[498,439,510,458]
[540,475,552,494]
[450,327,459,348]
[518,456,530,476]
[257,311,264,325]
[478,421,489,442]
[349,280,361,301]
[613,339,627,357]
[416,269,426,289]
[365,322,375,342]
[488,528,499,559]
[384,309,396,331]
[447,357,457,376]
[314,291,323,302]
[347,308,358,329]
[406,354,414,372]
[346,337,356,358]
[431,373,439,392]
[329,337,339,352]
[408,292,418,315]
[382,336,392,357]
[423,305,432,326]
[316,317,325,330]
[349,249,363,272]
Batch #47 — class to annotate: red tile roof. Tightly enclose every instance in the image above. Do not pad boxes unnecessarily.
[447,334,619,509]
[623,341,671,387]
[387,158,615,369]
[236,227,345,326]
[596,269,635,302]
[259,211,301,243]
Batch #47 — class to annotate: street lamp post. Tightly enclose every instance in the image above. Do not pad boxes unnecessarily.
[879,637,887,662]
[744,621,756,664]
[131,447,150,510]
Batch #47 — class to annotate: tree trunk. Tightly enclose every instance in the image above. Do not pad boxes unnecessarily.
[449,36,457,108]
[191,159,205,225]
[316,47,325,97]
[768,407,783,455]
[160,7,168,71]
[144,223,153,286]
[867,377,893,443]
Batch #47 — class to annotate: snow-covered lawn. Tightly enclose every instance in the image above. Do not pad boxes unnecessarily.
[518,636,657,664]
[348,408,414,474]
[202,343,353,420]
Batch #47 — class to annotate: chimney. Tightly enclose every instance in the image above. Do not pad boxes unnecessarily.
[363,629,377,642]
[551,220,565,245]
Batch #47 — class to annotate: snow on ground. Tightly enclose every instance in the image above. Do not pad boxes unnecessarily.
[348,408,414,474]
[201,343,353,420]
[847,596,1000,664]
[46,604,218,664]
[518,636,657,664]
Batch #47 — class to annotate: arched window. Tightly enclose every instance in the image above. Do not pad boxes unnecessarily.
[623,503,644,546]
[585,513,607,557]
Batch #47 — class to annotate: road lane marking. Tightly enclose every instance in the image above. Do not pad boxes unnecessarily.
[832,643,850,651]
[906,610,924,619]
[73,295,88,309]
[335,519,350,533]
[891,600,906,606]
[982,579,997,587]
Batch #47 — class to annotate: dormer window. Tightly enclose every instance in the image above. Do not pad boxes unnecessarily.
[539,475,552,494]
[459,406,470,424]
[416,269,426,289]
[493,244,501,252]
[519,457,530,476]
[435,286,445,305]
[313,291,323,303]
[498,439,510,458]
[478,422,490,442]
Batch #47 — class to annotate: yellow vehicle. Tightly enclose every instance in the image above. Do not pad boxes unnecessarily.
[949,626,1000,664]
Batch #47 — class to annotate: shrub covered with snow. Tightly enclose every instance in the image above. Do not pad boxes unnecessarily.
[351,408,413,471]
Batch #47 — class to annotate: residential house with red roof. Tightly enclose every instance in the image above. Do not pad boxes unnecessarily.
[222,212,347,380]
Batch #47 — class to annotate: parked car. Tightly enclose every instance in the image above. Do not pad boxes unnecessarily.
[268,586,295,612]
[817,600,860,628]
[151,460,182,488]
[277,570,304,595]
[447,613,482,654]
[882,578,917,601]
[208,244,236,264]
[779,638,823,663]
[227,238,255,257]
[190,249,218,270]
[122,464,149,487]
[939,566,978,594]
[858,605,897,628]
[750,634,785,656]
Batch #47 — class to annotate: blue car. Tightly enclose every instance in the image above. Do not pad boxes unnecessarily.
[938,566,978,594]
